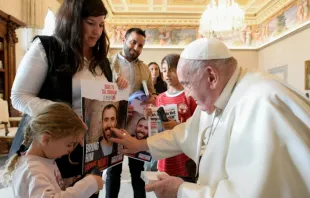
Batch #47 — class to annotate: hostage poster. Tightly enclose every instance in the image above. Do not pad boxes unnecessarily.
[125,90,152,162]
[81,80,129,173]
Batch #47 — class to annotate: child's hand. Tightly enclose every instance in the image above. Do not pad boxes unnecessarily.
[141,95,156,105]
[128,105,134,116]
[144,108,152,119]
[162,119,179,130]
[116,76,128,89]
[88,175,104,191]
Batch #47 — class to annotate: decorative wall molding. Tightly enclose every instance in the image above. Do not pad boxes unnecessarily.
[107,18,200,25]
[255,0,295,24]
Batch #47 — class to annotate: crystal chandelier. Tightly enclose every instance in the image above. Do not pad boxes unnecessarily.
[199,0,244,36]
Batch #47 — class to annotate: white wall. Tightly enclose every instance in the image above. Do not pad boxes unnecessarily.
[258,25,310,93]
[110,48,258,69]
[0,0,61,68]
[0,0,23,20]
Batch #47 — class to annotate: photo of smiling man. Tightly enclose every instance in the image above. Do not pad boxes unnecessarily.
[100,104,118,156]
[135,117,149,140]
[93,104,118,160]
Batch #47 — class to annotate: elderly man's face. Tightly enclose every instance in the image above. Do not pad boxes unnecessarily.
[102,108,117,141]
[177,58,215,114]
[135,119,148,140]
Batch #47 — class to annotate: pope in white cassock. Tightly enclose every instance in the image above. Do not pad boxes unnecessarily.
[111,38,310,198]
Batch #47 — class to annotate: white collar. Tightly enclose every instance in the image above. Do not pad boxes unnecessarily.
[165,90,184,97]
[214,67,241,111]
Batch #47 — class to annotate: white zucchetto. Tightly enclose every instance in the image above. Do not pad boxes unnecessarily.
[181,38,233,60]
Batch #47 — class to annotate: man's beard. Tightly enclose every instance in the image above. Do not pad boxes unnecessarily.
[136,131,147,140]
[103,127,112,142]
[124,45,139,60]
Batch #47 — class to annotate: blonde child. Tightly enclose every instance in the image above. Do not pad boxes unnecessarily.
[145,54,197,182]
[1,103,103,197]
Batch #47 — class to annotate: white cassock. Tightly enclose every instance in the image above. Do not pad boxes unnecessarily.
[147,67,310,198]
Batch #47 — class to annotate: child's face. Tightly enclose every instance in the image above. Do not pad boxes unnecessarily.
[162,62,180,87]
[42,133,83,159]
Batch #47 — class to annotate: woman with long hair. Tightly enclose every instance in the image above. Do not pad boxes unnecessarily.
[9,0,128,187]
[148,62,167,95]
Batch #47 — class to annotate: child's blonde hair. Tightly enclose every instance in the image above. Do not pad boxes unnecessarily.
[1,102,86,186]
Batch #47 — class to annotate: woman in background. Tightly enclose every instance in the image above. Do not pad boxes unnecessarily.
[148,62,167,95]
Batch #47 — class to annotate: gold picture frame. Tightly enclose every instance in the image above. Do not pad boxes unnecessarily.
[305,60,310,90]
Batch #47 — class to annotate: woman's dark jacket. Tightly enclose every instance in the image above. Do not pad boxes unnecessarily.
[9,36,113,178]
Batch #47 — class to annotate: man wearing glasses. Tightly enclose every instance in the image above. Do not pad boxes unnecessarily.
[111,38,310,198]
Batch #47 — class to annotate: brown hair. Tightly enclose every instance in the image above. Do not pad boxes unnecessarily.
[125,28,146,40]
[161,54,180,71]
[54,0,110,75]
[1,103,86,186]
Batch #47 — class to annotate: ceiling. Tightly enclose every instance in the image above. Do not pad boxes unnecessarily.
[58,0,295,25]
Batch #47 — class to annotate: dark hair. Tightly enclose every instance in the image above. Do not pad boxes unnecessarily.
[125,28,146,40]
[148,62,164,83]
[148,62,159,67]
[54,0,110,75]
[102,104,117,119]
[161,54,180,71]
[136,117,147,127]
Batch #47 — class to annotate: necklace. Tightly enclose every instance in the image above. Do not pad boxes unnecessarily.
[205,109,222,146]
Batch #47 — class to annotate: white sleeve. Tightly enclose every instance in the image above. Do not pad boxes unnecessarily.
[11,38,55,117]
[28,174,99,198]
[147,122,186,160]
[177,95,310,198]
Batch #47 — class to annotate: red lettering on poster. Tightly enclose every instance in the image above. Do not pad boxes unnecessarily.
[85,161,97,172]
[97,157,108,169]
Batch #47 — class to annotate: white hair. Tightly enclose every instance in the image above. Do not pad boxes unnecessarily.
[178,57,238,75]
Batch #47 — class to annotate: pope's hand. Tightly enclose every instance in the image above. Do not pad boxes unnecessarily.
[110,128,148,154]
[145,174,184,198]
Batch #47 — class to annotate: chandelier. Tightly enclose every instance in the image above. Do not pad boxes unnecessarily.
[199,0,244,36]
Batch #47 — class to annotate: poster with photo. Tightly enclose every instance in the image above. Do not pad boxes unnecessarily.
[148,104,179,136]
[126,91,153,162]
[81,80,129,173]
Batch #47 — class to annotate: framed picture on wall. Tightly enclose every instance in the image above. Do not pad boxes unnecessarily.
[305,60,310,90]
[268,65,288,82]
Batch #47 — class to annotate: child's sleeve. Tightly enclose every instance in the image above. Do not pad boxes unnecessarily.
[28,173,98,198]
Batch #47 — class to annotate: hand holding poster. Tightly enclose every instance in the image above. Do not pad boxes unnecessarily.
[81,80,129,173]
